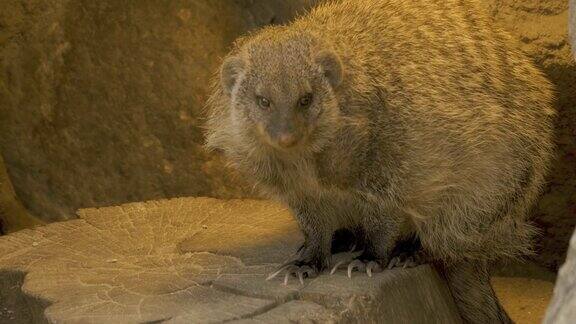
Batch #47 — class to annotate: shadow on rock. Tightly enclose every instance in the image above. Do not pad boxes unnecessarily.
[0,270,51,324]
[533,61,576,271]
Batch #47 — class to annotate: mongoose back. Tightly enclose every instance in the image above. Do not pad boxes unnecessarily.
[205,0,556,322]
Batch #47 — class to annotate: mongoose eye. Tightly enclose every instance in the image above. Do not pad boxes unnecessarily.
[257,96,271,108]
[298,94,313,108]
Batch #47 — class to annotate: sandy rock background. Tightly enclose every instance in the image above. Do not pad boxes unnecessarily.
[0,0,317,223]
[485,0,576,270]
[571,0,576,59]
[0,0,574,271]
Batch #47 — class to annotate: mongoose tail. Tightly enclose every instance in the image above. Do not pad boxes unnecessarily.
[436,261,513,324]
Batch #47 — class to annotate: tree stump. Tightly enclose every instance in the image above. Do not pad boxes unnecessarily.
[0,197,461,323]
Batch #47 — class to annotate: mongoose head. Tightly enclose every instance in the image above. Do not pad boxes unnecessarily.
[217,29,343,153]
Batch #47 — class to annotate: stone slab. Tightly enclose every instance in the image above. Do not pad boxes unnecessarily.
[0,197,461,323]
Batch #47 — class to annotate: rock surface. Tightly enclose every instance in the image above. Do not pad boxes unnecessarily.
[0,197,461,323]
[0,0,317,223]
[544,229,576,323]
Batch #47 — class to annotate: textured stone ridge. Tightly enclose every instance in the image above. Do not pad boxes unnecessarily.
[0,197,461,323]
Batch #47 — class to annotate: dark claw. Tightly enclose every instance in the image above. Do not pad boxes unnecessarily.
[401,256,414,269]
[386,254,423,269]
[387,256,399,269]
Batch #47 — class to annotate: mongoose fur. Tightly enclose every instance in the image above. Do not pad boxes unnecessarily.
[204,0,556,322]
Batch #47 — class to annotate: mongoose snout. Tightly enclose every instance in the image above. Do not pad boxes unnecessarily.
[214,39,344,154]
[257,108,305,149]
[274,131,298,149]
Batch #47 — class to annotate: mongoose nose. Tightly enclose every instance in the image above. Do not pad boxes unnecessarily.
[277,133,298,148]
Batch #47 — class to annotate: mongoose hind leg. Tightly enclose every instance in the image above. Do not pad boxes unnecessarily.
[436,260,512,324]
[330,214,413,277]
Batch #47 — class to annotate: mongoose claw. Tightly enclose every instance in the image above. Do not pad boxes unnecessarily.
[347,259,367,278]
[329,260,347,275]
[266,260,318,285]
[386,255,420,269]
[330,257,384,277]
[386,256,399,269]
[283,265,299,285]
[366,261,383,277]
[296,265,316,285]
[266,261,294,281]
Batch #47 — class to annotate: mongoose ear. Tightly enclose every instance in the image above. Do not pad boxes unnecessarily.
[221,55,246,95]
[315,50,343,88]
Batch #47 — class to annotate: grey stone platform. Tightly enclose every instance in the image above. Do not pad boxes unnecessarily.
[0,198,461,323]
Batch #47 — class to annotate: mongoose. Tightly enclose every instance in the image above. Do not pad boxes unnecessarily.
[204,0,556,323]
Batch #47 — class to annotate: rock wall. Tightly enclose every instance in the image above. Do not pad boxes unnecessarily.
[543,2,576,322]
[0,155,43,234]
[485,0,576,271]
[571,0,576,58]
[0,0,317,222]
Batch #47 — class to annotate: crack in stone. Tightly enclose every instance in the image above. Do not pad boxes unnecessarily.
[203,279,305,323]
[212,284,335,324]
[210,281,299,303]
[140,317,172,324]
[218,300,285,323]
